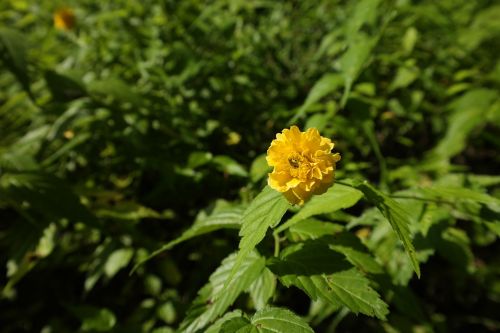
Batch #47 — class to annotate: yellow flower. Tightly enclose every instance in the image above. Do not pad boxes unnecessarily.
[226,131,242,145]
[266,126,341,205]
[54,7,76,31]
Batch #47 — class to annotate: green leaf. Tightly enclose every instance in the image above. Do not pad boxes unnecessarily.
[70,306,117,332]
[418,186,500,206]
[287,218,344,242]
[2,223,57,296]
[221,317,255,333]
[438,227,474,272]
[205,310,244,333]
[213,155,248,177]
[133,206,244,272]
[426,89,498,166]
[0,28,31,95]
[269,240,388,319]
[0,151,38,172]
[252,307,315,333]
[104,248,134,278]
[354,181,420,278]
[485,222,500,237]
[96,201,168,221]
[178,251,265,333]
[0,172,99,228]
[247,268,276,310]
[329,232,384,274]
[345,0,382,38]
[225,186,288,288]
[187,151,213,169]
[44,70,87,102]
[389,66,420,92]
[339,34,377,107]
[87,78,140,106]
[275,183,363,233]
[402,27,418,54]
[290,73,343,123]
[221,307,314,333]
[42,133,92,166]
[250,154,271,183]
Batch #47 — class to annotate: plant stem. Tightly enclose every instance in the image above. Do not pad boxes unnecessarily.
[273,232,280,257]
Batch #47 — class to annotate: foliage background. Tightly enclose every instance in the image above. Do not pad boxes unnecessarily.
[1,0,500,332]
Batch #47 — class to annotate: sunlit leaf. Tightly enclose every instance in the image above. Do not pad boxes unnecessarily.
[178,251,265,333]
[220,307,314,333]
[225,186,288,288]
[269,240,388,319]
[354,181,420,277]
[247,268,276,310]
[276,183,363,233]
[287,218,344,242]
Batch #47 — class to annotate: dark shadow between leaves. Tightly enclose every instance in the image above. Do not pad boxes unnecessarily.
[267,236,353,276]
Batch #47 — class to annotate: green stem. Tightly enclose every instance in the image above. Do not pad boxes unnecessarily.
[273,232,281,257]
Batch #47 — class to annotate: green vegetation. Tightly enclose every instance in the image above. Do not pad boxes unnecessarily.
[1,0,500,332]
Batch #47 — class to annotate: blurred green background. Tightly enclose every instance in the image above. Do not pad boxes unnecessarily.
[1,0,500,332]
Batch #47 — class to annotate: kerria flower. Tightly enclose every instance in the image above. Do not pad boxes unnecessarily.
[266,126,341,205]
[54,7,76,31]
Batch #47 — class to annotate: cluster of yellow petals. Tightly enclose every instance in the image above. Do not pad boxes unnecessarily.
[54,7,76,31]
[266,126,341,205]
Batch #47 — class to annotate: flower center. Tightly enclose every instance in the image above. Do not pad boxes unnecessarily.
[288,153,305,169]
[288,157,300,168]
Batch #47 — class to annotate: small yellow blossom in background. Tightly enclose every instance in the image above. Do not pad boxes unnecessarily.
[266,126,341,205]
[63,130,75,139]
[54,7,76,31]
[226,131,241,145]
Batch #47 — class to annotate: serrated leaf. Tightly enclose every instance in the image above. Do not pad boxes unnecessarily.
[287,218,344,242]
[225,186,288,288]
[268,239,388,319]
[418,186,500,206]
[133,206,244,271]
[329,232,384,274]
[252,307,314,333]
[355,181,420,278]
[205,310,244,333]
[178,251,265,333]
[276,183,363,233]
[247,268,276,310]
[221,317,255,333]
[221,307,314,333]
